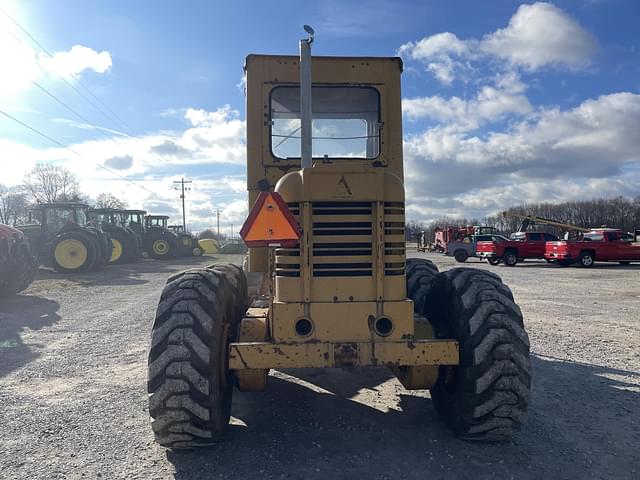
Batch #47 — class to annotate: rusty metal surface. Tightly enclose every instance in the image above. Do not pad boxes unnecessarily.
[235,311,270,391]
[228,339,458,370]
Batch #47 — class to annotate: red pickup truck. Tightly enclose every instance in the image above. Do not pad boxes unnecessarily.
[476,231,559,266]
[545,229,640,267]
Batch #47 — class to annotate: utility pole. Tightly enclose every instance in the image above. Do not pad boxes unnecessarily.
[173,177,192,230]
[213,208,222,239]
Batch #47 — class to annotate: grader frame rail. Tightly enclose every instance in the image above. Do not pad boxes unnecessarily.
[147,27,531,448]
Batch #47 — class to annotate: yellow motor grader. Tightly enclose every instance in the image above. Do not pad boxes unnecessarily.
[147,27,530,448]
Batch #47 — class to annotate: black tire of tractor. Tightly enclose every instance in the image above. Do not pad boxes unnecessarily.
[503,250,518,267]
[421,268,531,441]
[49,230,97,273]
[0,243,36,296]
[148,265,248,448]
[109,229,136,264]
[488,258,500,266]
[406,258,439,314]
[85,234,104,271]
[454,250,468,263]
[145,232,178,260]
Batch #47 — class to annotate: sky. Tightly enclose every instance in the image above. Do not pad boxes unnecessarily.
[1,0,639,234]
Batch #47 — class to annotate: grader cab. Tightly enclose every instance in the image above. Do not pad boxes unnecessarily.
[147,28,530,448]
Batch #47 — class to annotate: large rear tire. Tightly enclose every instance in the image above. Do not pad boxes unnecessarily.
[0,242,36,296]
[406,258,439,313]
[50,231,96,273]
[108,229,135,264]
[148,264,248,448]
[423,268,531,441]
[145,232,178,260]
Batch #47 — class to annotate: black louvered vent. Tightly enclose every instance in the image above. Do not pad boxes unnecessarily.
[275,201,405,278]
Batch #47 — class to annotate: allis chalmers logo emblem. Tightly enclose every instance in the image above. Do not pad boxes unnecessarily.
[335,176,353,197]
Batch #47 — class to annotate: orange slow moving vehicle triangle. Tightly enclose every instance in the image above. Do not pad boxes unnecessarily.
[240,192,301,247]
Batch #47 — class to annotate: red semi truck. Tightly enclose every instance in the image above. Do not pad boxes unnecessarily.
[545,228,640,267]
[476,231,559,266]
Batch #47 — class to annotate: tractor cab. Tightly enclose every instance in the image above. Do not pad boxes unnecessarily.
[87,208,120,227]
[122,210,146,236]
[21,202,90,245]
[145,215,170,230]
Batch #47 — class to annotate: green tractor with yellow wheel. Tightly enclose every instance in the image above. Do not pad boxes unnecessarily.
[168,224,203,257]
[87,208,142,264]
[144,215,180,260]
[17,202,112,273]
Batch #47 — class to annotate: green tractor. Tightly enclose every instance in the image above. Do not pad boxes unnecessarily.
[87,208,142,264]
[143,215,180,260]
[168,224,203,257]
[17,202,112,273]
[122,209,146,241]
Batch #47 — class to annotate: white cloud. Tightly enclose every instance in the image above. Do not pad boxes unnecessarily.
[39,45,112,77]
[0,24,112,98]
[402,72,532,130]
[398,2,598,84]
[403,92,640,222]
[398,32,471,60]
[481,3,598,71]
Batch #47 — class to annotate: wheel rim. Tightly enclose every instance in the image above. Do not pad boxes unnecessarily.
[110,239,123,263]
[192,247,202,256]
[506,254,516,264]
[153,239,169,255]
[54,239,88,269]
[583,255,593,266]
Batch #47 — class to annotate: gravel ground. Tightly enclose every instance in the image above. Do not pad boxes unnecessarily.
[1,252,639,479]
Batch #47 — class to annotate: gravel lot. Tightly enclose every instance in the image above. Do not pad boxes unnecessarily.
[1,252,639,479]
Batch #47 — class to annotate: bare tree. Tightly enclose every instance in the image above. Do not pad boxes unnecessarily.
[0,184,29,226]
[95,193,128,209]
[23,164,82,204]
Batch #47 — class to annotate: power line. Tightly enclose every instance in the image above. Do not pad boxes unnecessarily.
[0,8,175,169]
[0,109,159,196]
[29,78,157,170]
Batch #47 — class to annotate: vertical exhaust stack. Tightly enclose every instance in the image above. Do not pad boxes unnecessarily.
[299,25,314,169]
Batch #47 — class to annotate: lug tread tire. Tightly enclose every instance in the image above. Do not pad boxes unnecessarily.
[148,265,248,448]
[0,242,36,296]
[423,267,530,442]
[406,259,439,314]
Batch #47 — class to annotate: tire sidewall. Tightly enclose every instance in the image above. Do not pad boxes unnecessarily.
[50,231,96,273]
[454,250,468,263]
[580,252,594,268]
[504,251,517,266]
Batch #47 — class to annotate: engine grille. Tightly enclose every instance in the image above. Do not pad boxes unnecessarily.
[274,201,405,278]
